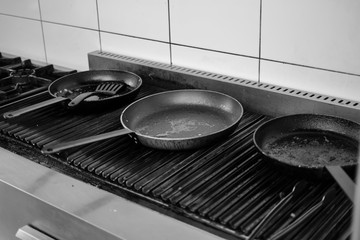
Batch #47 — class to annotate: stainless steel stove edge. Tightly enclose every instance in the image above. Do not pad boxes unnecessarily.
[88,50,360,124]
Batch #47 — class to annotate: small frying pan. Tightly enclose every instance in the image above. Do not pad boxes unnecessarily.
[42,90,244,153]
[253,114,359,201]
[3,70,142,118]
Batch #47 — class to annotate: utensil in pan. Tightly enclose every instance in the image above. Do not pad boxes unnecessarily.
[253,114,359,201]
[3,70,142,118]
[68,82,125,107]
[42,89,244,154]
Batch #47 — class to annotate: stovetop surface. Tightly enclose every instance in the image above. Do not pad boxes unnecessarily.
[0,81,352,240]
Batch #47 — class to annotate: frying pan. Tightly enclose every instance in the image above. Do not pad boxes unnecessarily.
[42,89,244,154]
[3,70,142,118]
[253,114,359,201]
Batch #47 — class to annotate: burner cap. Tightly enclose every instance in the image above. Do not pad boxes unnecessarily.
[10,68,35,77]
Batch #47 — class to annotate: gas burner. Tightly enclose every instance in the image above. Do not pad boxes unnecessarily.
[34,64,77,81]
[9,68,36,77]
[0,52,76,105]
[0,75,50,101]
[5,59,43,72]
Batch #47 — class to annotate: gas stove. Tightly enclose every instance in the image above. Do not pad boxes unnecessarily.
[0,52,76,106]
[0,51,358,240]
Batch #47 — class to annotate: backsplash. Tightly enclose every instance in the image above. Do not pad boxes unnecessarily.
[0,0,359,101]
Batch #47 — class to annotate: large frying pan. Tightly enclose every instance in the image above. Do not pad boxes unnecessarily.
[253,114,359,201]
[3,70,142,118]
[42,90,243,154]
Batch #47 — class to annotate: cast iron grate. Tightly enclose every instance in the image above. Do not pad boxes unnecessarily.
[0,52,77,106]
[0,85,352,240]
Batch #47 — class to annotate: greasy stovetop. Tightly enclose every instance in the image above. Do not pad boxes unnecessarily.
[0,80,353,240]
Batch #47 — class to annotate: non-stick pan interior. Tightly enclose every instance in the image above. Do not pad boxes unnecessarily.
[46,70,142,112]
[49,70,142,100]
[121,90,243,140]
[254,114,360,169]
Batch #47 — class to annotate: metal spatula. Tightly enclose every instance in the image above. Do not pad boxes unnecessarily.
[68,82,125,107]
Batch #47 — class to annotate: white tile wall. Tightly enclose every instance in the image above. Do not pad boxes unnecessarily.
[0,0,359,101]
[101,32,170,64]
[260,60,360,102]
[170,0,260,58]
[172,45,258,82]
[97,0,169,42]
[0,0,40,19]
[261,0,360,75]
[0,15,46,62]
[39,0,99,30]
[43,22,100,70]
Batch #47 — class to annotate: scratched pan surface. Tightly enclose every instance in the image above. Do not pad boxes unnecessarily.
[253,114,360,178]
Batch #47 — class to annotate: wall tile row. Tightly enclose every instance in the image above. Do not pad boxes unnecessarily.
[0,0,359,101]
[0,0,40,20]
[170,0,260,58]
[261,0,360,75]
[40,0,99,30]
[0,14,45,62]
[101,33,170,64]
[43,23,100,71]
[261,60,360,102]
[172,46,259,82]
[98,0,169,42]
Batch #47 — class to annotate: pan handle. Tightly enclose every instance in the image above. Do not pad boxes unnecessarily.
[326,165,355,202]
[3,97,67,119]
[68,92,96,107]
[41,128,134,154]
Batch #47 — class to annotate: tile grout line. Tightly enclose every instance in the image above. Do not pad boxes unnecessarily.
[37,0,48,63]
[261,58,360,78]
[258,0,263,83]
[95,0,103,53]
[167,0,173,65]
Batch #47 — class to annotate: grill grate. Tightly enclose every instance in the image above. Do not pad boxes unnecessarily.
[0,84,352,240]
